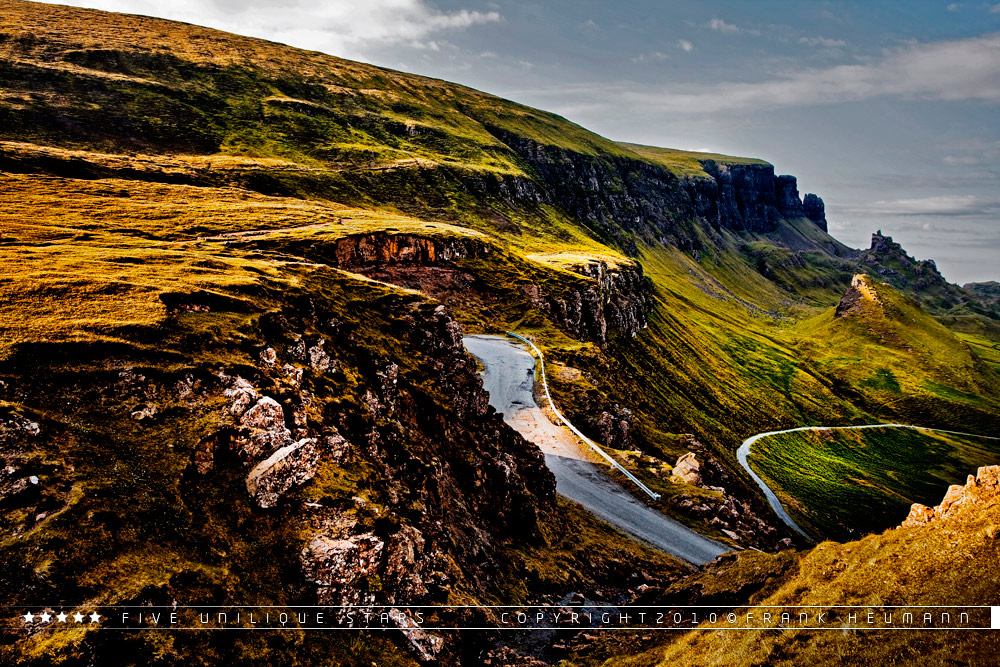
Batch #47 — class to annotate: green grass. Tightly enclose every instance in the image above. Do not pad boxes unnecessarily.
[747,426,1000,540]
[618,142,771,179]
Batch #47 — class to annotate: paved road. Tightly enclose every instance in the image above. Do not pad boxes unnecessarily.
[464,334,729,565]
[737,423,1000,540]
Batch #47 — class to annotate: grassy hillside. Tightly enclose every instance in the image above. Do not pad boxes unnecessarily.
[747,427,1000,540]
[594,468,1000,666]
[616,142,770,179]
[2,2,1000,664]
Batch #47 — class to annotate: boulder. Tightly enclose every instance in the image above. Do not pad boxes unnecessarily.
[223,375,260,416]
[325,429,351,462]
[672,452,702,486]
[130,404,158,421]
[236,396,293,460]
[246,438,320,508]
[300,531,385,605]
[308,340,334,373]
[392,607,444,662]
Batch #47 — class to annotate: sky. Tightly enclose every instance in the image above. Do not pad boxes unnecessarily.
[36,0,1000,284]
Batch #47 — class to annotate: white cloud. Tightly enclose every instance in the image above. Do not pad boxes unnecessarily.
[33,0,501,59]
[632,51,670,63]
[706,17,741,34]
[798,36,847,48]
[704,17,759,36]
[947,3,961,10]
[848,195,1000,217]
[616,32,1000,113]
[677,39,694,52]
[942,139,1000,166]
[990,3,1000,13]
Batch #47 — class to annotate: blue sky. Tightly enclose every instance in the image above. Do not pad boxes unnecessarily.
[38,0,1000,283]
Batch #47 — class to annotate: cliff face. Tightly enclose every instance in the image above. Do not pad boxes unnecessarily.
[682,164,826,234]
[486,129,697,253]
[775,174,804,219]
[258,231,651,344]
[802,193,827,231]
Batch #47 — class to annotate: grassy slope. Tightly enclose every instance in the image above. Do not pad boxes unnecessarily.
[793,276,1000,428]
[619,142,771,179]
[748,427,1000,540]
[596,487,1000,667]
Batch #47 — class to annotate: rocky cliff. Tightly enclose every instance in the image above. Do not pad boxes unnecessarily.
[802,193,827,231]
[245,230,651,344]
[0,267,556,663]
[682,164,826,234]
[486,129,697,253]
[860,231,969,312]
[901,465,1000,528]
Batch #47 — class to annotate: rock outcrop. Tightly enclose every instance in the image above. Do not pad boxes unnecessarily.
[671,453,702,486]
[330,232,491,268]
[802,193,827,231]
[858,231,968,312]
[775,175,805,219]
[525,260,651,343]
[901,465,1000,528]
[683,165,827,233]
[245,437,320,508]
[688,161,778,232]
[835,274,883,318]
[302,231,651,345]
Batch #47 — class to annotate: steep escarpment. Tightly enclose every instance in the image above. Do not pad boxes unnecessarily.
[694,166,827,233]
[240,230,651,343]
[802,193,827,231]
[0,264,557,664]
[487,129,699,253]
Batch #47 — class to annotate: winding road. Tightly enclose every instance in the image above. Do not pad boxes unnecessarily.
[737,423,1000,541]
[463,334,729,565]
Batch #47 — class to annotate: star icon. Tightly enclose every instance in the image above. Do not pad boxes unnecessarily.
[22,611,34,623]
[73,612,85,623]
[56,612,68,623]
[89,612,101,623]
[39,612,51,623]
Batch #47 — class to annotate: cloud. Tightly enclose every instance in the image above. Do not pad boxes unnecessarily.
[704,17,760,36]
[706,18,741,34]
[947,3,960,10]
[677,39,694,52]
[33,0,501,59]
[613,32,1000,113]
[798,36,847,48]
[847,194,1000,217]
[942,140,1000,166]
[991,3,1000,13]
[632,51,670,63]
